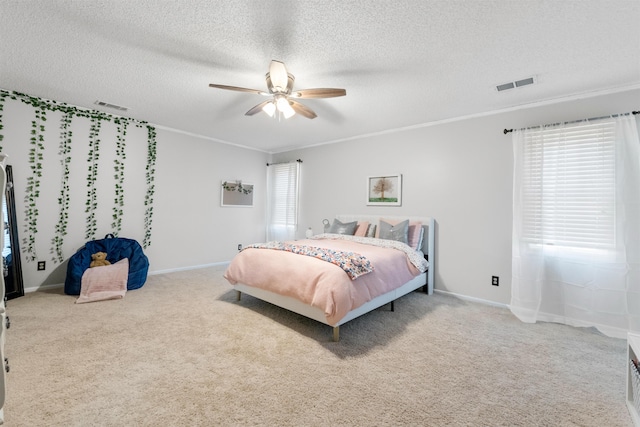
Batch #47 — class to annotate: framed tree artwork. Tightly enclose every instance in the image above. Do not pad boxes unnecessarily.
[367,174,402,206]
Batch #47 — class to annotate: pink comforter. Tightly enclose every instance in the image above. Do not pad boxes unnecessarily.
[223,237,423,325]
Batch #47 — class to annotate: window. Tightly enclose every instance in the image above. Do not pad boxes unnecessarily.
[511,114,640,336]
[266,161,300,241]
[520,120,616,250]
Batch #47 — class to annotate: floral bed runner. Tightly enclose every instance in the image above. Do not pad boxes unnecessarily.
[243,242,373,280]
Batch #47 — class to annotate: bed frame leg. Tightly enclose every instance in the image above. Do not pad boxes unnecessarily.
[333,326,340,342]
[390,301,395,312]
[236,290,241,301]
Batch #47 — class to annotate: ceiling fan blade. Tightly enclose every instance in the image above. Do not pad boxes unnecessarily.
[291,88,346,99]
[286,73,295,94]
[269,60,289,92]
[266,73,295,94]
[245,100,272,116]
[290,100,317,119]
[209,84,268,96]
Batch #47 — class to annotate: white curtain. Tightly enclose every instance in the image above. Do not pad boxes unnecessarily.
[511,114,640,338]
[266,161,300,241]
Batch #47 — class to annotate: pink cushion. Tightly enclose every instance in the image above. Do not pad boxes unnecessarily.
[354,221,370,237]
[407,222,423,250]
[76,258,129,304]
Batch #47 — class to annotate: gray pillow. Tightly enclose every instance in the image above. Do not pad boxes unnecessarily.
[328,219,358,235]
[366,224,377,238]
[378,219,409,244]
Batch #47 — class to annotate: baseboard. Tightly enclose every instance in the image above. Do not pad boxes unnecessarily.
[25,283,63,293]
[434,289,509,309]
[148,261,230,276]
[24,262,232,293]
[439,289,629,339]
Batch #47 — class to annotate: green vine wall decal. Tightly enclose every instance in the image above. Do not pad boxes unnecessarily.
[51,111,73,263]
[23,105,46,261]
[222,181,253,194]
[85,117,102,240]
[143,125,157,248]
[0,89,157,263]
[112,118,127,235]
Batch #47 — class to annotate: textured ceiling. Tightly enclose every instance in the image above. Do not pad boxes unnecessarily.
[1,0,639,153]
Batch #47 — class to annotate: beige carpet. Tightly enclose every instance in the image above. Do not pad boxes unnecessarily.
[2,265,633,426]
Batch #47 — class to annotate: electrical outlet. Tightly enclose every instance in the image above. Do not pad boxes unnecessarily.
[237,244,242,251]
[37,261,46,271]
[492,276,499,286]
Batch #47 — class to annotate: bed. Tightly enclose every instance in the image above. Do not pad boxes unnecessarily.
[224,215,435,341]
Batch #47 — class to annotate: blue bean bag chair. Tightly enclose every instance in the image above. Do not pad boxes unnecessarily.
[64,234,149,295]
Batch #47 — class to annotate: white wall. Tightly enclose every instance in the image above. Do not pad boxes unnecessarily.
[2,87,638,300]
[150,129,268,272]
[274,88,640,305]
[1,93,269,290]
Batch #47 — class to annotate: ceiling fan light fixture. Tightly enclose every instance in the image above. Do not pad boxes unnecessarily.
[262,101,276,117]
[282,105,295,119]
[276,96,295,118]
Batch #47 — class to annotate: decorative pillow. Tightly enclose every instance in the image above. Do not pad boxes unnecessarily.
[407,222,423,250]
[366,224,377,238]
[354,221,370,237]
[378,219,409,244]
[76,258,129,304]
[375,218,406,238]
[411,226,425,251]
[328,219,358,235]
[375,219,423,250]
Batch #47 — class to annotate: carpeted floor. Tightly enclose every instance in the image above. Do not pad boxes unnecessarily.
[2,265,634,426]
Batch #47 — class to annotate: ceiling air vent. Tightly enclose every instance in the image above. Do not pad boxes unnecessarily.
[496,76,536,92]
[515,77,534,87]
[496,82,515,92]
[94,100,129,112]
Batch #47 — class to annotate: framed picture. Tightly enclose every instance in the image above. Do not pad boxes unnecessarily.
[221,180,254,207]
[367,174,402,206]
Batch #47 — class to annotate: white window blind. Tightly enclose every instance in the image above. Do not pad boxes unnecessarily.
[521,120,616,249]
[267,161,300,241]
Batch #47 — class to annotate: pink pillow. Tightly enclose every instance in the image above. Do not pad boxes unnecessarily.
[76,258,129,304]
[354,221,370,237]
[407,222,423,250]
[377,218,423,250]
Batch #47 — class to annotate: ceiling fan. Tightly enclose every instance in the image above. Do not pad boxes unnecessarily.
[209,60,346,120]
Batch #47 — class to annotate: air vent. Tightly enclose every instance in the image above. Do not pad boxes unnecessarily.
[515,77,534,87]
[496,82,515,92]
[496,76,536,92]
[94,100,129,112]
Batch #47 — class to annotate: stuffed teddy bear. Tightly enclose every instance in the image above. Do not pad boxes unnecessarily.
[89,252,111,268]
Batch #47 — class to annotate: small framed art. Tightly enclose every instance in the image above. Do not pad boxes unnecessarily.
[367,174,402,206]
[221,181,254,207]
